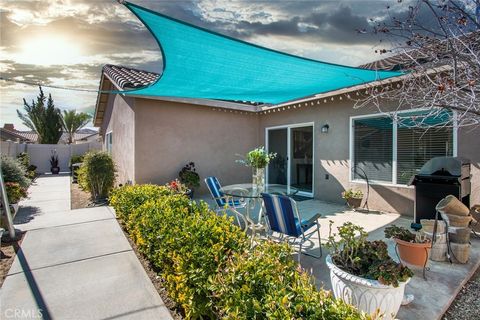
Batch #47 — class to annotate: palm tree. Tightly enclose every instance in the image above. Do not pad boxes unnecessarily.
[61,110,92,144]
[17,86,63,144]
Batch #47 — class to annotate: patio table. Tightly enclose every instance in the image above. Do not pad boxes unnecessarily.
[220,183,299,243]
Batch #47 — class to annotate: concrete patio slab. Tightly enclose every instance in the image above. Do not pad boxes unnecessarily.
[9,219,132,274]
[293,200,480,320]
[1,251,171,320]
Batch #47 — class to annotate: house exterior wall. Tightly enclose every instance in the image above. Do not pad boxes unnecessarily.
[259,99,480,216]
[133,98,259,193]
[103,94,136,185]
[100,93,479,216]
[458,126,480,206]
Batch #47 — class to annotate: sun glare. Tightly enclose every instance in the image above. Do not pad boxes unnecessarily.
[17,36,82,66]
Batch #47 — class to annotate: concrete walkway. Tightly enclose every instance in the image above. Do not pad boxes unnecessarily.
[1,174,172,320]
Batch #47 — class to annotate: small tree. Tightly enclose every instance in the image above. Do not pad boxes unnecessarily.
[355,0,480,127]
[17,86,63,144]
[61,110,92,144]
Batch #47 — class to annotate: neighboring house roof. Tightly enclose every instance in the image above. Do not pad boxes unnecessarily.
[0,128,31,142]
[1,127,98,144]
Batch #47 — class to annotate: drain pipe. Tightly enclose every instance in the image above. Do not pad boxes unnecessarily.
[0,167,16,239]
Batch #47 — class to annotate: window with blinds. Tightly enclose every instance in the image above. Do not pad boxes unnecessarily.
[397,126,453,184]
[352,110,453,185]
[353,117,393,182]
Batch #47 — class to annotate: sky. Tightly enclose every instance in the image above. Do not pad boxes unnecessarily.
[1,0,420,130]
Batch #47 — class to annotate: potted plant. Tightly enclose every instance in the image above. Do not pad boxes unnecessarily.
[341,188,363,209]
[236,147,276,193]
[384,225,431,268]
[50,150,60,174]
[178,162,200,198]
[326,222,413,319]
[167,179,192,198]
[5,182,27,214]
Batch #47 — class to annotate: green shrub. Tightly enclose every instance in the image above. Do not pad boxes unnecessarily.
[16,152,30,168]
[109,184,174,227]
[77,151,115,201]
[70,154,84,166]
[5,182,27,204]
[131,198,248,318]
[212,241,367,320]
[110,184,368,320]
[1,155,30,188]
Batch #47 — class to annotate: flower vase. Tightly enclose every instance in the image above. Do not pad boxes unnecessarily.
[252,167,265,195]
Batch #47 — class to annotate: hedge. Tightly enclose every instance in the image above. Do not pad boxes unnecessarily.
[110,184,368,320]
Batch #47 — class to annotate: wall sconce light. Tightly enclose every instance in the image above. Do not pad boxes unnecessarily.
[321,124,330,133]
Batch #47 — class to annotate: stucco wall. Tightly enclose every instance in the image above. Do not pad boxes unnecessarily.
[458,126,480,206]
[134,99,259,193]
[259,101,459,216]
[103,94,136,185]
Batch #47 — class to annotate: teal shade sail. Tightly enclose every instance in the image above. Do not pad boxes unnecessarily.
[122,2,403,104]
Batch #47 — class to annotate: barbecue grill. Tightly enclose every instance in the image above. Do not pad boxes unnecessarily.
[409,157,471,223]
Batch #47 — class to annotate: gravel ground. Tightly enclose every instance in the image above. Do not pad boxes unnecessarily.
[70,182,92,209]
[0,232,25,287]
[442,265,480,320]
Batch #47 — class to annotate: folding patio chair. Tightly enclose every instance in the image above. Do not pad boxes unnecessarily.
[261,193,322,263]
[204,176,247,229]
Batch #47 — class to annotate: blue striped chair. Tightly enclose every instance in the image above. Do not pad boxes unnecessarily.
[204,176,247,229]
[261,193,322,262]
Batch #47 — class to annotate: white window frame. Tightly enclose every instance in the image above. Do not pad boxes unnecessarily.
[105,131,113,154]
[349,109,458,188]
[265,122,315,197]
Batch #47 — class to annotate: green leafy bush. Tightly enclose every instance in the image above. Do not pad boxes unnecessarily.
[110,184,368,320]
[212,241,365,319]
[5,182,27,204]
[16,152,36,179]
[109,184,174,227]
[16,152,30,168]
[70,154,85,166]
[1,155,30,188]
[77,151,115,201]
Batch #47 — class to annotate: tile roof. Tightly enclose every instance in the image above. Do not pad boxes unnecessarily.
[103,64,160,89]
[2,128,98,143]
[102,64,264,106]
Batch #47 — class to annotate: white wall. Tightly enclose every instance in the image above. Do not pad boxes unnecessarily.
[0,141,101,173]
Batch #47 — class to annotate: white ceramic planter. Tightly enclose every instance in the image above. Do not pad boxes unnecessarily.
[326,255,409,320]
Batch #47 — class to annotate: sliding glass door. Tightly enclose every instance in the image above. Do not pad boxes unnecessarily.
[266,124,314,197]
[267,128,288,185]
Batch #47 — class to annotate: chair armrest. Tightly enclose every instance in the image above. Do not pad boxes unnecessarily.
[304,213,321,226]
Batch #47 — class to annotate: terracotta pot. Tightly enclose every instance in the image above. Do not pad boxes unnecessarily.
[346,197,362,209]
[448,227,471,244]
[436,195,469,216]
[443,214,472,228]
[420,219,446,234]
[394,238,431,267]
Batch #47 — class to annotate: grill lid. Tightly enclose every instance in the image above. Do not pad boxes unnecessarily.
[419,156,462,176]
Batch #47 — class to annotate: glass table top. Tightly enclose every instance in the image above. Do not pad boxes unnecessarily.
[220,183,299,198]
